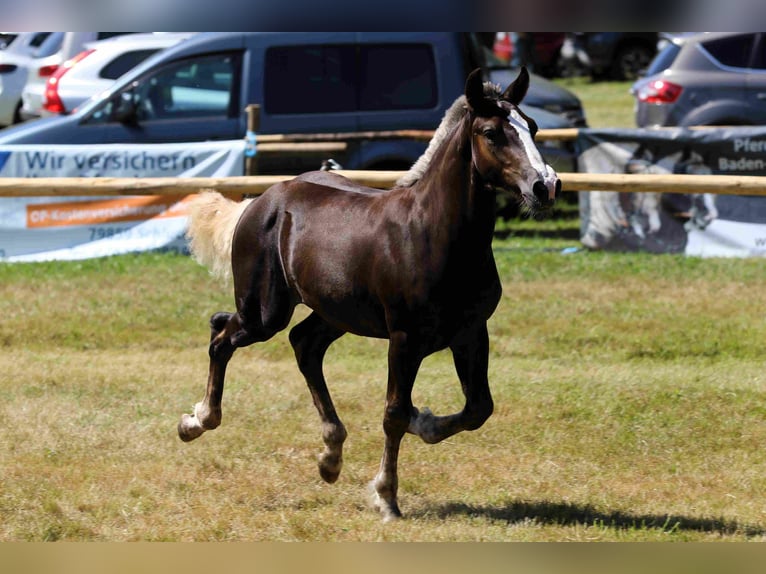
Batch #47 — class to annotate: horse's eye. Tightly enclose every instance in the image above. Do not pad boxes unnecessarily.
[482,128,497,141]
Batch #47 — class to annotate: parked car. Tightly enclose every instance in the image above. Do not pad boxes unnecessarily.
[0,32,585,176]
[20,32,138,121]
[631,32,766,128]
[560,32,658,80]
[490,32,566,78]
[0,32,63,126]
[24,32,194,119]
[475,35,586,128]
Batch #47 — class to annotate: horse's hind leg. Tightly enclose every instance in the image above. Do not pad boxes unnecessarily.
[289,312,347,483]
[178,311,258,442]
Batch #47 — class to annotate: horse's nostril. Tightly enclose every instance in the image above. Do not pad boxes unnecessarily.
[532,181,550,203]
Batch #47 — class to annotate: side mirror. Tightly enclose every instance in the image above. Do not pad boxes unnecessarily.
[113,90,139,125]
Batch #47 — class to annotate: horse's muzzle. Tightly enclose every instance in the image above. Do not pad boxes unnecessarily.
[532,177,560,208]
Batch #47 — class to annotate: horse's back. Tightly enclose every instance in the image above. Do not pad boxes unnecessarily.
[293,170,389,196]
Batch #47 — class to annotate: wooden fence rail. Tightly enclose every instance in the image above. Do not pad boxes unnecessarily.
[1,171,766,197]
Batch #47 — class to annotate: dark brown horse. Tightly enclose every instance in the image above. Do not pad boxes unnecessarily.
[178,68,560,521]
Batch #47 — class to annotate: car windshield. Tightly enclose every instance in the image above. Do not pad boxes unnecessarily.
[645,42,681,76]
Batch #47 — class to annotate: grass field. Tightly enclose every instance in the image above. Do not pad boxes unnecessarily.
[554,77,636,128]
[2,82,766,541]
[2,246,766,541]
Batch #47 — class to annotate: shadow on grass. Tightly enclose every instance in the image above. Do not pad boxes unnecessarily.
[414,499,765,538]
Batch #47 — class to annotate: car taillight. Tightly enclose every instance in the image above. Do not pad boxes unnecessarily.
[0,64,17,74]
[37,64,59,77]
[43,49,95,114]
[44,76,65,113]
[636,79,683,104]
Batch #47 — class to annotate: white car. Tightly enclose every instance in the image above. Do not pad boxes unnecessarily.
[19,32,144,121]
[21,32,194,120]
[0,32,64,126]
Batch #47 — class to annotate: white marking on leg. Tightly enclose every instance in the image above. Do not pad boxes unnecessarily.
[408,407,440,443]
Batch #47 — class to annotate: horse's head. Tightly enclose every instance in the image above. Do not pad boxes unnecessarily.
[465,68,561,213]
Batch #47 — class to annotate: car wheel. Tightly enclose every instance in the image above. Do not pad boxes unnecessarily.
[13,101,23,124]
[611,44,653,81]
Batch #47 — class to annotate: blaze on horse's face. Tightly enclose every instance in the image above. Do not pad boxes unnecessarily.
[465,68,561,213]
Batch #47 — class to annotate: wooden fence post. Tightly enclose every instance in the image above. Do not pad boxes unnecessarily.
[245,104,261,176]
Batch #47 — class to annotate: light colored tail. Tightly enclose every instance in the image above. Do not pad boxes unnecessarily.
[186,190,254,282]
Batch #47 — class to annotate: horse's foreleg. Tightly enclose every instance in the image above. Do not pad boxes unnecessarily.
[408,322,493,444]
[289,313,347,483]
[371,330,422,521]
[178,311,252,442]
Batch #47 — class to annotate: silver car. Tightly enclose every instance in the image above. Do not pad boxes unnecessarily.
[632,32,766,127]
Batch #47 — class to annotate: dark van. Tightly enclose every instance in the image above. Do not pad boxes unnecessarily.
[0,32,584,174]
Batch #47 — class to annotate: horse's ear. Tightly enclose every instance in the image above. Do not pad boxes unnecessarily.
[464,68,485,111]
[502,66,530,106]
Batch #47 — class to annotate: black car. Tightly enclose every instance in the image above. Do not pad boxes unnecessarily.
[566,32,658,80]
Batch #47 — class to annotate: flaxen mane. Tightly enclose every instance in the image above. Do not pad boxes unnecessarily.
[396,82,504,188]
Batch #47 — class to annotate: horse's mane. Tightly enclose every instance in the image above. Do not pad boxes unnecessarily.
[396,82,504,188]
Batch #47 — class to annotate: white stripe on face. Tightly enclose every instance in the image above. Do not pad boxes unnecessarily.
[507,108,559,200]
[508,108,547,174]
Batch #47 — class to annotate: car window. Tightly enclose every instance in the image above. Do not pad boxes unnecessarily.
[0,33,18,49]
[28,32,52,48]
[358,45,437,110]
[701,34,756,68]
[32,32,64,58]
[264,45,356,114]
[138,54,239,119]
[99,49,161,80]
[85,52,241,124]
[645,42,681,76]
[264,43,437,114]
[97,33,136,41]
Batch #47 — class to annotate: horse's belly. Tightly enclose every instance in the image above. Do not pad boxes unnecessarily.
[304,292,389,339]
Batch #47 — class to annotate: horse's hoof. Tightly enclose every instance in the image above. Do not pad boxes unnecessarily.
[318,452,342,484]
[177,414,205,442]
[367,480,402,522]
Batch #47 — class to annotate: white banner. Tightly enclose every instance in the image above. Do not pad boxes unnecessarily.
[0,140,245,262]
[577,128,766,257]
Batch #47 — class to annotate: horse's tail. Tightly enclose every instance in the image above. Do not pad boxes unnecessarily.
[186,190,254,282]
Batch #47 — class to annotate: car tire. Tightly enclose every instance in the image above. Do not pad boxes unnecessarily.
[611,44,653,81]
[13,101,23,124]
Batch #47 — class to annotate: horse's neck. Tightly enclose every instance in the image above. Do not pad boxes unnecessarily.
[410,114,496,244]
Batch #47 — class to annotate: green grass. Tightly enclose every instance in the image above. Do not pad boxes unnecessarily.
[553,77,636,128]
[1,246,765,541]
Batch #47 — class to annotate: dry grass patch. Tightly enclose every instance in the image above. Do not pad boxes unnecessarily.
[1,249,766,540]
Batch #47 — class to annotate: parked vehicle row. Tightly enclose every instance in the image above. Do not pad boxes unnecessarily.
[0,32,139,127]
[490,32,657,81]
[21,32,193,121]
[0,32,587,179]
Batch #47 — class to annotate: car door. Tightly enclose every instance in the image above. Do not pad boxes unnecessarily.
[78,50,243,143]
[254,37,360,173]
